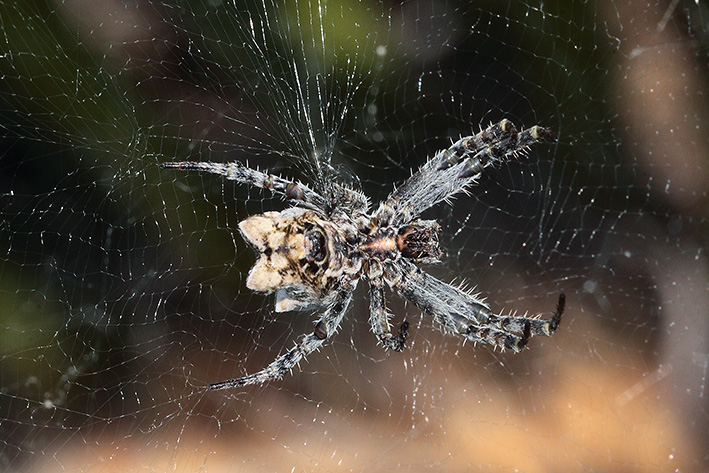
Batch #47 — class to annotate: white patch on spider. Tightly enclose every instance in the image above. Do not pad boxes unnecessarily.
[246,258,286,292]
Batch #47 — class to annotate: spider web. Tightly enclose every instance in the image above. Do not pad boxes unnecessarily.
[1,0,707,471]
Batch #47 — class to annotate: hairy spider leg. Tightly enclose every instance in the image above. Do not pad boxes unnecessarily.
[160,161,328,209]
[207,288,353,389]
[397,260,563,337]
[369,277,408,351]
[389,261,563,352]
[374,120,556,227]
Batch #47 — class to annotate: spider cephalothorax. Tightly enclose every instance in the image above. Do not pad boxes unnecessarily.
[162,119,565,388]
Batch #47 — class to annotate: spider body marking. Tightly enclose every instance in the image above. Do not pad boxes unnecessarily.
[161,119,564,389]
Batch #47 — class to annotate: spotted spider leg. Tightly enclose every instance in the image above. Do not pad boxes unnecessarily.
[368,269,409,351]
[388,260,564,352]
[208,286,354,389]
[160,160,328,209]
[374,119,556,227]
[398,260,562,337]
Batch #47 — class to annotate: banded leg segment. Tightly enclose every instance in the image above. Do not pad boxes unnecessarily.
[161,161,327,209]
[375,120,555,227]
[395,260,563,338]
[388,260,563,352]
[208,287,353,389]
[388,261,531,352]
[369,278,408,352]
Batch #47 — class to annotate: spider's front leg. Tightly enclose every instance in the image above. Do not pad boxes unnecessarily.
[368,263,409,352]
[208,287,353,389]
[387,261,563,352]
[160,160,327,209]
[375,119,556,227]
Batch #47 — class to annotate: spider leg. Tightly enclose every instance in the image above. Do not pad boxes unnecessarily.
[207,287,353,389]
[396,260,563,337]
[387,260,563,352]
[374,120,555,226]
[369,275,408,352]
[160,160,328,209]
[485,293,564,337]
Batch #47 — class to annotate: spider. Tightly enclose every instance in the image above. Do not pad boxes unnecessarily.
[161,119,565,389]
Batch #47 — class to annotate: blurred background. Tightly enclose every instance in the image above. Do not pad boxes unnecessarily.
[1,0,707,472]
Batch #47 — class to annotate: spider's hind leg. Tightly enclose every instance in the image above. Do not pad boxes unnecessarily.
[207,288,353,389]
[160,160,327,209]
